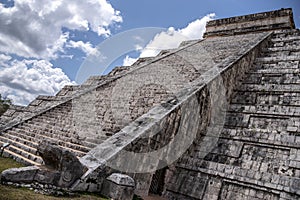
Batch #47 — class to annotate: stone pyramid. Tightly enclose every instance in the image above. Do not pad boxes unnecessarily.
[0,8,300,200]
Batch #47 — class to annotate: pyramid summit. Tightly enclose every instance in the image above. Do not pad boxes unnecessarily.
[1,8,300,200]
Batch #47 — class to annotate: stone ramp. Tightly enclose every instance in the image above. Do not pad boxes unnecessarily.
[163,29,300,199]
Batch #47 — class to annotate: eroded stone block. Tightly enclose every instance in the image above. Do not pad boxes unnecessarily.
[101,173,135,200]
[1,166,39,183]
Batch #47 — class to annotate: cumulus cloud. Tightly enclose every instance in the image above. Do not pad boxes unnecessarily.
[67,40,101,56]
[140,27,188,58]
[123,55,138,66]
[123,13,215,64]
[0,0,122,59]
[0,54,12,66]
[0,0,122,105]
[179,13,215,39]
[0,59,75,105]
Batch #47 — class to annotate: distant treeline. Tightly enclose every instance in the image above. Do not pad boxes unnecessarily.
[0,94,11,116]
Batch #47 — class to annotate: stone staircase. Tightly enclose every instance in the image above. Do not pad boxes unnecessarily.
[0,32,266,167]
[0,101,98,165]
[0,8,299,199]
[225,29,300,136]
[164,29,300,199]
[0,56,150,166]
[0,43,196,166]
[0,85,79,128]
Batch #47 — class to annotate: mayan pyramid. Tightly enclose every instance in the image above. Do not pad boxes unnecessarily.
[0,8,300,200]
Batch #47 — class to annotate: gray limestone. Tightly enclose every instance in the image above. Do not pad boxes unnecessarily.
[101,173,135,200]
[0,8,299,200]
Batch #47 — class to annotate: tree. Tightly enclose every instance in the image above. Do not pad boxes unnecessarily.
[0,94,11,116]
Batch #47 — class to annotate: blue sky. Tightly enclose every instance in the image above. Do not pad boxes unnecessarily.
[0,0,299,105]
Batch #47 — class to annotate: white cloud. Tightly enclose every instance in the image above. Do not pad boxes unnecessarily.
[67,40,101,56]
[0,54,11,62]
[0,0,122,59]
[140,27,188,58]
[0,54,12,66]
[0,0,122,106]
[60,55,74,59]
[122,13,215,64]
[179,13,215,39]
[123,55,138,66]
[0,59,75,105]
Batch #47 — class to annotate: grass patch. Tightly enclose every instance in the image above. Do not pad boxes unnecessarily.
[0,185,106,200]
[0,157,24,172]
[0,157,107,200]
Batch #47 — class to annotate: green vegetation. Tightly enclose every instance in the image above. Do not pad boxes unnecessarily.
[0,157,107,200]
[0,157,24,173]
[0,94,11,116]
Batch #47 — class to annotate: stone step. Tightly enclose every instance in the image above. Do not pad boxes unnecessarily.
[256,55,300,63]
[231,94,300,107]
[237,84,300,93]
[0,134,38,155]
[0,142,40,166]
[227,104,300,117]
[27,120,75,139]
[273,30,300,38]
[35,95,59,101]
[13,124,97,150]
[9,127,88,157]
[221,128,300,148]
[248,68,300,74]
[266,46,300,53]
[271,36,300,43]
[174,161,297,196]
[40,109,72,118]
[0,140,43,164]
[30,116,102,147]
[3,130,39,151]
[253,60,299,69]
[242,73,300,85]
[2,130,37,145]
[20,122,76,142]
[37,113,73,125]
[224,114,299,133]
[264,51,300,58]
[44,106,71,115]
[34,120,72,129]
[44,109,71,117]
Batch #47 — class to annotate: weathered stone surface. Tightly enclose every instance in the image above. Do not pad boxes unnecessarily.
[1,142,87,189]
[0,8,299,200]
[33,166,60,185]
[106,173,135,186]
[38,141,64,170]
[38,141,87,188]
[101,173,135,200]
[37,141,87,187]
[1,166,39,183]
[205,8,295,37]
[163,29,300,199]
